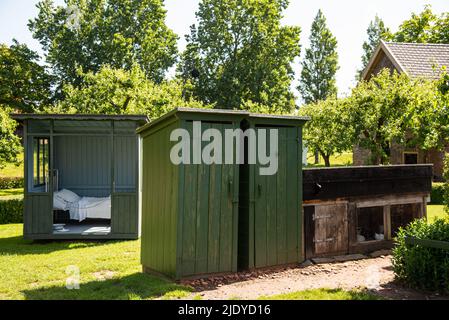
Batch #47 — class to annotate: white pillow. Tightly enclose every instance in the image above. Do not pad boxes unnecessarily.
[55,189,81,204]
[53,195,68,211]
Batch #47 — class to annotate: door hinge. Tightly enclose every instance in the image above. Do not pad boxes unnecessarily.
[313,214,332,220]
[313,238,335,244]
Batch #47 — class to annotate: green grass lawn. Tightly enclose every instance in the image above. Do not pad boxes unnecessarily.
[0,189,23,200]
[259,288,381,300]
[0,224,191,300]
[0,156,23,178]
[305,152,353,168]
[427,205,447,222]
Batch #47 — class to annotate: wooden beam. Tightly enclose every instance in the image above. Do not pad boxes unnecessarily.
[405,237,449,251]
[356,194,427,208]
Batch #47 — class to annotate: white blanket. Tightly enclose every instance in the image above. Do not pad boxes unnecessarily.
[69,196,111,222]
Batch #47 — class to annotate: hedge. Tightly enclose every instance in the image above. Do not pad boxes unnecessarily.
[392,219,449,293]
[0,199,23,224]
[431,183,445,205]
[0,177,24,190]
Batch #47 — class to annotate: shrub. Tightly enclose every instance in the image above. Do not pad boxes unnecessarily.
[444,154,449,212]
[431,183,445,205]
[392,218,449,292]
[0,177,24,189]
[0,199,23,224]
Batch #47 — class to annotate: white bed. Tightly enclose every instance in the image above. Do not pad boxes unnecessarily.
[53,189,111,222]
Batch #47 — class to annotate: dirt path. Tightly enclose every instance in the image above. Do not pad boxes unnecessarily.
[182,256,447,300]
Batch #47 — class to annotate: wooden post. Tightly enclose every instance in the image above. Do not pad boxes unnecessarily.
[384,205,391,240]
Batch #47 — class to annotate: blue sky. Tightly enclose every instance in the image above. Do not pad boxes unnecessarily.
[1,0,448,98]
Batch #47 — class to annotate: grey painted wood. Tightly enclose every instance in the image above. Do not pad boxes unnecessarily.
[22,118,140,239]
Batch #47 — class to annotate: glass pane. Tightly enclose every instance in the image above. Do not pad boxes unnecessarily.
[33,137,49,188]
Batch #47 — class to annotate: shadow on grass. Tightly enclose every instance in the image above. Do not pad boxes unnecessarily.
[22,272,191,300]
[259,288,382,300]
[0,235,120,256]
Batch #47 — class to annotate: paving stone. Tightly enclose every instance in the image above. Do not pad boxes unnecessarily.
[334,254,367,262]
[311,257,336,264]
[369,250,392,258]
[300,260,314,267]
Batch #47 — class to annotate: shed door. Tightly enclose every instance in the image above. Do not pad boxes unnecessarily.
[253,126,301,268]
[180,121,239,277]
[313,203,348,256]
[24,135,53,235]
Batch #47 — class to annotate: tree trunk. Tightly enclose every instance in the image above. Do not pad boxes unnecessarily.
[314,150,320,165]
[323,155,331,167]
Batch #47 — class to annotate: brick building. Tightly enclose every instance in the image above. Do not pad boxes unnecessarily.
[354,41,449,180]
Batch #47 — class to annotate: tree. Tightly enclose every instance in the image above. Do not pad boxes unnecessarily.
[298,97,353,167]
[358,15,391,79]
[29,0,178,86]
[0,108,22,169]
[52,65,207,120]
[393,5,437,43]
[179,0,301,112]
[299,9,339,105]
[0,40,53,113]
[348,69,437,165]
[431,12,449,43]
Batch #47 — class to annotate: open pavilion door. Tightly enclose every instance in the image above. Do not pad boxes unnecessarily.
[24,120,53,236]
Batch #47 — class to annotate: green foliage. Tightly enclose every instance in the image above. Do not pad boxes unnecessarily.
[51,65,208,120]
[392,218,449,293]
[348,70,438,165]
[0,199,23,224]
[393,5,449,43]
[299,9,338,104]
[180,0,300,112]
[443,154,449,213]
[29,0,178,85]
[358,15,391,79]
[431,183,445,205]
[0,177,24,190]
[0,41,54,113]
[0,108,22,169]
[299,98,353,167]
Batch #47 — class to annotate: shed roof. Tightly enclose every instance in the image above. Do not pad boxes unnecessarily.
[136,107,310,134]
[362,40,449,80]
[10,113,149,125]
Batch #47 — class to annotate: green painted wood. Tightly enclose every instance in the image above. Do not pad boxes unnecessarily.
[23,118,141,240]
[405,237,449,250]
[24,194,52,235]
[111,194,137,234]
[207,123,223,274]
[138,109,307,278]
[251,124,304,269]
[140,121,179,278]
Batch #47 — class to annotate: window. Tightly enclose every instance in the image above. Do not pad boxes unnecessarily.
[33,137,49,187]
[356,207,384,242]
[403,152,418,165]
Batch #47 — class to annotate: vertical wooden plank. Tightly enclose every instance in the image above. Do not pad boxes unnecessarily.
[207,124,222,273]
[286,127,299,262]
[276,127,287,264]
[266,127,277,267]
[181,122,197,276]
[219,123,234,272]
[384,205,392,240]
[254,128,267,268]
[196,123,210,274]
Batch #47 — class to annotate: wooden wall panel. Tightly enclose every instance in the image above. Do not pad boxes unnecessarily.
[53,136,111,197]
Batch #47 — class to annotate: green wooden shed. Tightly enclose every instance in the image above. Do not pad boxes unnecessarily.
[137,108,308,279]
[11,114,148,240]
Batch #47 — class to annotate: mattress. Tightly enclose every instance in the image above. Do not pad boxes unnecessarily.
[69,196,111,222]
